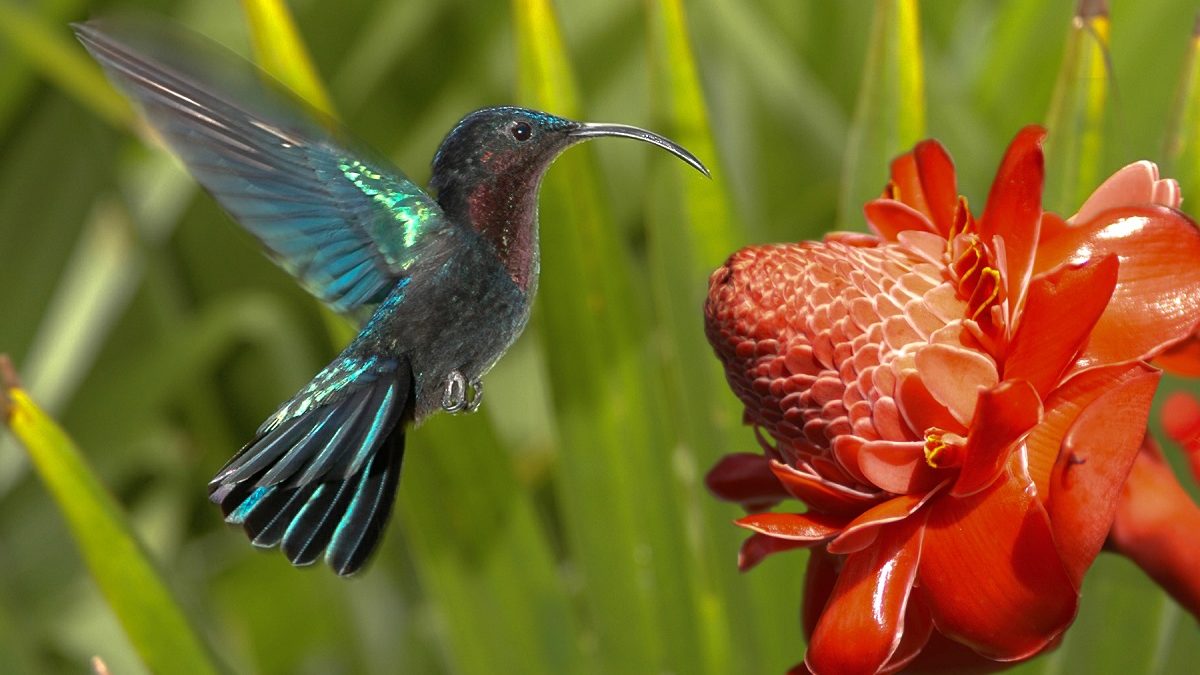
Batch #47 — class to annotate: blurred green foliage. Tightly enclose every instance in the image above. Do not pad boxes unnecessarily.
[2,0,1200,673]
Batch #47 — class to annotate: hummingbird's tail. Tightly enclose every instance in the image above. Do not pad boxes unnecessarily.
[208,356,412,576]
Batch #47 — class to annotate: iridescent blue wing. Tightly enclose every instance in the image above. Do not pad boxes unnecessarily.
[74,19,451,313]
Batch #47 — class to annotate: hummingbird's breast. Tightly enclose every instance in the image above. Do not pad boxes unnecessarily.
[359,225,533,422]
[465,171,542,294]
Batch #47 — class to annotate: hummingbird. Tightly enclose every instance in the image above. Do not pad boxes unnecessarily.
[74,19,708,575]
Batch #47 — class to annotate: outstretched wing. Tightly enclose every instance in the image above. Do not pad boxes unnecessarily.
[74,19,453,313]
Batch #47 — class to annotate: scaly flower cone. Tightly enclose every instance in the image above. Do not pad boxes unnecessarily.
[705,127,1200,674]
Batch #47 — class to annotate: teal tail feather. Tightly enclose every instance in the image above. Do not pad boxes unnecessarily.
[210,357,410,575]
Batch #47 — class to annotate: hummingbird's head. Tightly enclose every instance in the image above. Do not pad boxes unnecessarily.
[428,106,708,292]
[429,106,708,198]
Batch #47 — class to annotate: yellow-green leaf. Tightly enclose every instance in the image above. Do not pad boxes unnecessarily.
[513,0,581,117]
[1166,15,1200,216]
[642,2,796,673]
[238,0,336,117]
[837,0,926,229]
[643,2,736,671]
[1044,0,1112,214]
[514,1,711,673]
[0,2,133,130]
[645,0,738,263]
[1,363,221,675]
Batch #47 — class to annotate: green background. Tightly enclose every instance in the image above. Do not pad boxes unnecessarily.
[2,0,1200,673]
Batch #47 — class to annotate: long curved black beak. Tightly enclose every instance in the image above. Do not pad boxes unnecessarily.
[569,123,710,178]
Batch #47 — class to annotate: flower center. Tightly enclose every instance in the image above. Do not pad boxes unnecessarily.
[950,232,1005,339]
[969,267,1002,321]
[923,429,965,468]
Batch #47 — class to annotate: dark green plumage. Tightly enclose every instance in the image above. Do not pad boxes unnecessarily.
[75,17,707,576]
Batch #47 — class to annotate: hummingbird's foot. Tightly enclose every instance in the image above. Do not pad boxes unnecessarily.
[442,370,468,413]
[441,371,484,414]
[465,378,483,413]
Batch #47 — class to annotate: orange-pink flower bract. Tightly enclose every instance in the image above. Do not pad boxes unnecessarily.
[704,126,1200,674]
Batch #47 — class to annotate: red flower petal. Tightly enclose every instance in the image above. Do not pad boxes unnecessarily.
[1162,393,1200,486]
[806,512,927,675]
[1110,437,1200,619]
[886,140,959,239]
[1038,211,1069,242]
[1047,365,1160,585]
[978,125,1046,319]
[1033,205,1200,367]
[952,380,1041,497]
[1155,336,1200,377]
[918,473,1076,661]
[738,533,819,572]
[803,548,840,638]
[1023,362,1155,498]
[770,460,883,514]
[706,452,791,510]
[883,597,935,674]
[914,343,999,426]
[828,488,942,555]
[913,139,959,237]
[857,440,942,495]
[1071,161,1181,224]
[1162,392,1200,450]
[901,630,1017,673]
[736,511,849,541]
[1004,255,1119,397]
[889,151,931,220]
[865,199,937,240]
[896,370,963,435]
[897,230,951,267]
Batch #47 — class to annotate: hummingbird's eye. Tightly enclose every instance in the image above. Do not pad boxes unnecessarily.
[510,121,533,142]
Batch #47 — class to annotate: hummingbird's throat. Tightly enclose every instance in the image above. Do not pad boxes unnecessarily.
[466,173,541,292]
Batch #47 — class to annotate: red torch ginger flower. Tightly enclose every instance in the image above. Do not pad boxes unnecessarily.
[705,126,1200,674]
[1107,393,1200,621]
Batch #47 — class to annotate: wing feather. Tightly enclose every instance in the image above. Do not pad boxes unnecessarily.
[74,19,453,313]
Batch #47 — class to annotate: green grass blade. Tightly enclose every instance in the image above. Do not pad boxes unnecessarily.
[837,0,926,229]
[0,2,132,130]
[643,2,736,670]
[1166,14,1200,214]
[1,364,221,675]
[238,0,336,118]
[513,0,582,113]
[513,1,710,672]
[512,0,658,667]
[0,0,91,133]
[1044,0,1112,214]
[645,0,738,261]
[643,1,797,672]
[704,0,848,165]
[401,414,586,675]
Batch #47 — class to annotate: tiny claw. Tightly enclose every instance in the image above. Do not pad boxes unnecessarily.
[466,378,484,413]
[442,370,467,413]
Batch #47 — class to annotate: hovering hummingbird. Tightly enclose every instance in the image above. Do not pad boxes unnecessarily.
[75,19,707,575]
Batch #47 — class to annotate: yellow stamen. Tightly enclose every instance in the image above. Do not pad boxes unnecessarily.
[969,267,1002,321]
[946,197,971,243]
[956,242,983,288]
[924,432,949,468]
